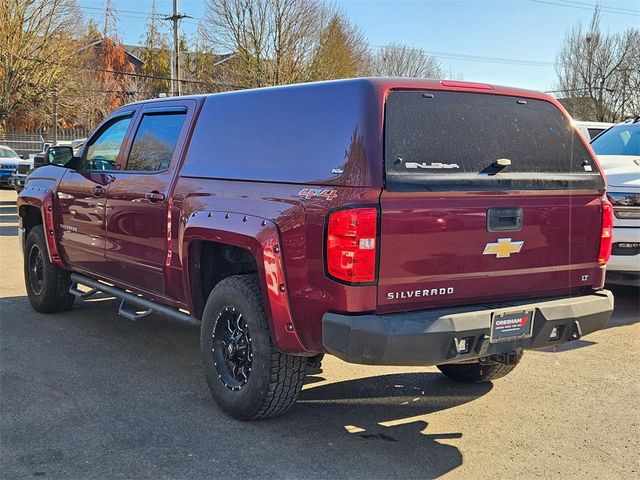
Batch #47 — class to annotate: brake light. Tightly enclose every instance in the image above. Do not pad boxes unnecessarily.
[327,208,377,283]
[440,80,493,90]
[598,199,614,266]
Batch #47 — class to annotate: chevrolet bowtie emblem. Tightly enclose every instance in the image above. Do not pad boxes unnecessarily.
[483,238,524,258]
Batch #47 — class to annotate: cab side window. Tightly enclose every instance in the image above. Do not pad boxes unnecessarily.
[84,115,132,171]
[125,112,186,172]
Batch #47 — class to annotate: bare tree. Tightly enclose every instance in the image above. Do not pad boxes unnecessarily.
[555,8,640,121]
[0,0,84,130]
[370,43,444,78]
[200,0,330,87]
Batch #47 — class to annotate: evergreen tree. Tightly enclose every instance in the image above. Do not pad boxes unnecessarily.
[139,0,171,97]
[310,14,368,81]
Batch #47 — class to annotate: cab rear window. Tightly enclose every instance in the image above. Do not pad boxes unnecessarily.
[385,90,602,191]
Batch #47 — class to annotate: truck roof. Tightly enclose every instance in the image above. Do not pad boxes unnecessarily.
[168,78,572,188]
[126,77,555,107]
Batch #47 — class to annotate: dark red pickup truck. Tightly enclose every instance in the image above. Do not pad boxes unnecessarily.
[18,78,614,420]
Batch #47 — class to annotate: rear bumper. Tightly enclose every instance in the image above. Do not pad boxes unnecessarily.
[322,291,614,366]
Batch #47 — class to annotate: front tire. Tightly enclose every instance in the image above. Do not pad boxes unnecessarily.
[437,351,523,383]
[24,225,75,313]
[200,274,307,420]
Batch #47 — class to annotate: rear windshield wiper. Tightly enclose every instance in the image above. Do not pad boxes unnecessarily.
[482,158,512,176]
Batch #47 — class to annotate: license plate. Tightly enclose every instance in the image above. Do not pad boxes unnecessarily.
[490,309,535,343]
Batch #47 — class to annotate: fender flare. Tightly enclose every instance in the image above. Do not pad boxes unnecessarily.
[181,210,312,355]
[17,185,65,268]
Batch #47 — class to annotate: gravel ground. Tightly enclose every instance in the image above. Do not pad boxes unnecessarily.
[1,188,638,479]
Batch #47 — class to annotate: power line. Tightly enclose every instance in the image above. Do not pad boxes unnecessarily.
[424,51,553,67]
[528,0,640,16]
[79,4,165,18]
[556,0,640,14]
[78,3,199,24]
[370,45,555,67]
[545,88,589,94]
[16,53,244,89]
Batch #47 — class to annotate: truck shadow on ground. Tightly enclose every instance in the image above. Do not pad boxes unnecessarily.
[1,295,493,479]
[283,373,493,477]
[606,284,639,328]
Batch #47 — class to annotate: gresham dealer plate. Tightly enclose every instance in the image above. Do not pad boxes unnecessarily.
[490,309,535,343]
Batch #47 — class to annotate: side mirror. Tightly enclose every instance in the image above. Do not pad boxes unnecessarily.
[32,153,46,168]
[45,146,74,167]
[19,154,24,159]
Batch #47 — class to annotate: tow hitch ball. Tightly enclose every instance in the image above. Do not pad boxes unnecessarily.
[480,351,520,366]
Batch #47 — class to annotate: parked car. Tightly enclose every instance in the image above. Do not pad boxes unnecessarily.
[574,120,615,141]
[0,145,22,187]
[9,154,36,193]
[10,140,86,193]
[591,117,640,286]
[18,79,614,420]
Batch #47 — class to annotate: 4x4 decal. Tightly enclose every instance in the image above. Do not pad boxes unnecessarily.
[298,188,337,201]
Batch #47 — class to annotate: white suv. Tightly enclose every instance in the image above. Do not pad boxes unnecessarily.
[591,118,640,286]
[575,120,614,141]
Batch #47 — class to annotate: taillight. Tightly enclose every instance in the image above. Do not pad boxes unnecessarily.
[598,198,614,266]
[607,193,640,219]
[326,208,378,283]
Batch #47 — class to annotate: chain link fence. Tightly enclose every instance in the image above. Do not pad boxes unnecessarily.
[0,128,90,158]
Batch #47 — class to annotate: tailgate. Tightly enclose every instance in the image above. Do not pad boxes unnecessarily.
[378,89,605,313]
[378,191,602,312]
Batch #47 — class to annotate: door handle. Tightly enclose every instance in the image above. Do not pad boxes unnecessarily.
[487,208,523,232]
[92,185,106,197]
[145,191,166,203]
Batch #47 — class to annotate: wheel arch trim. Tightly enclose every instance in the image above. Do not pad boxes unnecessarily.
[181,211,311,355]
[17,186,65,268]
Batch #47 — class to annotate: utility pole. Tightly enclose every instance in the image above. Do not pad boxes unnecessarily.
[165,0,188,96]
[52,87,58,146]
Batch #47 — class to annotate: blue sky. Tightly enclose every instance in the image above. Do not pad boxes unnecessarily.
[79,0,640,92]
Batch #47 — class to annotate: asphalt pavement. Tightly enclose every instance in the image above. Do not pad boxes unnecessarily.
[1,188,638,479]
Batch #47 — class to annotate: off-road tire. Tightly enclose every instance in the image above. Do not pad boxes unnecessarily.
[306,353,324,375]
[24,225,75,313]
[201,274,307,420]
[437,351,524,383]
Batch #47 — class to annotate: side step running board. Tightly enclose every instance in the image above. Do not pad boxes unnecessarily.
[69,284,100,300]
[118,299,153,322]
[69,273,200,327]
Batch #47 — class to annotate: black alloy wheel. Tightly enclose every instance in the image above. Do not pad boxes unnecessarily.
[212,306,253,391]
[200,275,308,420]
[28,243,45,296]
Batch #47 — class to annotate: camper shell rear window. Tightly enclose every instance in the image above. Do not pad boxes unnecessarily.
[384,90,603,191]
